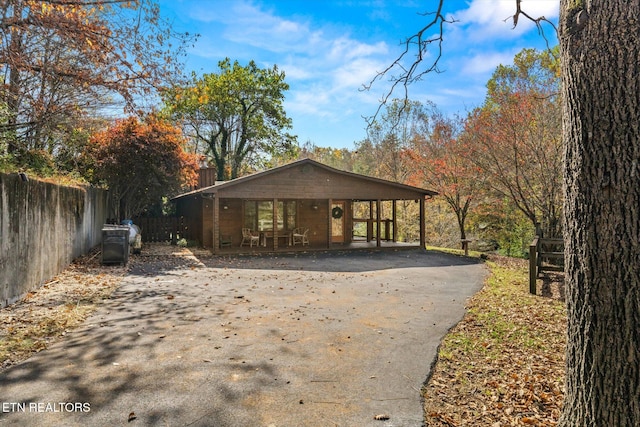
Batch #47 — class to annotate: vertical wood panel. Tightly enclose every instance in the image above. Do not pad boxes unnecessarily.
[212,196,220,254]
[420,197,425,250]
[376,199,381,247]
[392,200,397,242]
[202,198,213,248]
[327,199,332,248]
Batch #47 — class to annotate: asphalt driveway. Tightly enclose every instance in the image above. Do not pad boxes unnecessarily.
[0,248,486,427]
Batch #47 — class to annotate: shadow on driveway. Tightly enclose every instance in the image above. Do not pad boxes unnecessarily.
[1,246,487,427]
[127,247,484,276]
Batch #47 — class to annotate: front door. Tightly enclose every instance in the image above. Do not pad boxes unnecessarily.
[331,201,345,243]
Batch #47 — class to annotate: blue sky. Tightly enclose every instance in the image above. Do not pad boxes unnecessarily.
[158,0,559,149]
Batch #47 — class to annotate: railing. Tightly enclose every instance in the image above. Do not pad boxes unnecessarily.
[529,235,564,294]
[352,218,393,241]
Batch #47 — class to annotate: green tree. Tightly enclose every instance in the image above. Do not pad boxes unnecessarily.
[84,115,198,220]
[298,141,357,172]
[469,196,534,257]
[163,58,298,180]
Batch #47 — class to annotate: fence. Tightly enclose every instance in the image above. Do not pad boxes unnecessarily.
[529,234,564,294]
[133,216,189,244]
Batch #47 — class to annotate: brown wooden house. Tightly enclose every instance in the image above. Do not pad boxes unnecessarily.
[171,158,437,254]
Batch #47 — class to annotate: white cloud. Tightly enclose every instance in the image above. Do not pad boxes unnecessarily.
[224,12,313,53]
[186,0,394,123]
[191,1,388,85]
[461,50,519,75]
[287,88,331,116]
[327,37,388,62]
[181,0,558,146]
[450,0,559,39]
[188,1,315,53]
[417,0,560,115]
[280,62,312,80]
[332,58,386,90]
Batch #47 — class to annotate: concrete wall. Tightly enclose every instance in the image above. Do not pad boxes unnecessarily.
[0,173,108,307]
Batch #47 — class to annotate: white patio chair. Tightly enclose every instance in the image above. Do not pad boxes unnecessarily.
[292,228,309,246]
[240,228,260,247]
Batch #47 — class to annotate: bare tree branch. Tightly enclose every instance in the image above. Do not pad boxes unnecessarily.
[361,0,455,127]
[363,0,559,129]
[508,0,559,55]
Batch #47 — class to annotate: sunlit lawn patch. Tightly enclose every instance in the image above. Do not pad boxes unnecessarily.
[423,254,566,426]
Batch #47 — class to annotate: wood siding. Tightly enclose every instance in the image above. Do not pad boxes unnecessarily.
[218,198,244,247]
[214,163,426,200]
[198,167,217,189]
[298,200,329,247]
[176,196,202,243]
[202,198,214,248]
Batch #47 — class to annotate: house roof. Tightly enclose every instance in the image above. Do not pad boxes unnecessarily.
[171,158,437,201]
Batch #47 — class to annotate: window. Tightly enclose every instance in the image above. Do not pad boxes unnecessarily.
[244,201,257,230]
[285,201,296,230]
[244,200,297,231]
[257,201,274,231]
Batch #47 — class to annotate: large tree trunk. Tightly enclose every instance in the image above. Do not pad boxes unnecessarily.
[559,2,640,425]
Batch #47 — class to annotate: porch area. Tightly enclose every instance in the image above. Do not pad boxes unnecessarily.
[171,159,437,255]
[199,196,425,254]
[213,239,420,255]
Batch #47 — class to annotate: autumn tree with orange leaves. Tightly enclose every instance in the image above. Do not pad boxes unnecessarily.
[84,115,198,220]
[464,48,562,238]
[406,112,484,247]
[0,0,194,169]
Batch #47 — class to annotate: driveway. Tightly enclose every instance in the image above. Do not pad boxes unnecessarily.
[0,247,486,427]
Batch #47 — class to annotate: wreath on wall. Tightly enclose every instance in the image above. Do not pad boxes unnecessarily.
[331,206,343,219]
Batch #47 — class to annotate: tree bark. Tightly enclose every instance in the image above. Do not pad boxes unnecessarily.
[559,1,640,425]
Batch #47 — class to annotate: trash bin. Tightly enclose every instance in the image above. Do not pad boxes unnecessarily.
[102,225,130,265]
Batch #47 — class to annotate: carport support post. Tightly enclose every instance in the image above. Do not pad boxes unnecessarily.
[392,200,397,242]
[272,198,278,250]
[420,196,426,250]
[368,201,373,242]
[212,196,220,255]
[376,199,381,247]
[327,198,333,249]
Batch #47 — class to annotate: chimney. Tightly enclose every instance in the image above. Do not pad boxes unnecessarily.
[198,167,217,188]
